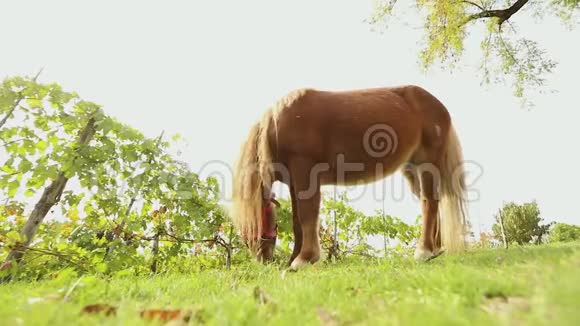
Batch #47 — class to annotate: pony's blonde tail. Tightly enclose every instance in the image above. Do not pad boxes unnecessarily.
[438,124,469,253]
[232,110,275,244]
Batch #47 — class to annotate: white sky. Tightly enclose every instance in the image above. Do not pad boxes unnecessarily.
[1,1,579,233]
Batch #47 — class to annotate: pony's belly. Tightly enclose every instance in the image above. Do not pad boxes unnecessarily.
[319,159,402,186]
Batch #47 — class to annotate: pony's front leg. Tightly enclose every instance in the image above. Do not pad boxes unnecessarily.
[288,158,322,270]
[288,184,303,266]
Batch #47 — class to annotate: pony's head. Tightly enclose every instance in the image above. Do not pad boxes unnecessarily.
[239,192,278,262]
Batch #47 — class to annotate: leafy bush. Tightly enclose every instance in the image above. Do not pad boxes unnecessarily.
[549,223,580,243]
[0,75,233,281]
[492,201,553,245]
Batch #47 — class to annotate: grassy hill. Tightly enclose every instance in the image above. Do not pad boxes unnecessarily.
[1,242,578,325]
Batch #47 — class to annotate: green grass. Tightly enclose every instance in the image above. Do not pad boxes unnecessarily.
[1,242,579,325]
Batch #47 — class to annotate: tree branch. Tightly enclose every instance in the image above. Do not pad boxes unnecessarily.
[0,68,44,131]
[1,137,36,148]
[122,229,218,245]
[0,95,24,131]
[464,0,530,25]
[462,1,485,11]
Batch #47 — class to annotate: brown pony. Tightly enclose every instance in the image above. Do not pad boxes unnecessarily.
[232,85,468,270]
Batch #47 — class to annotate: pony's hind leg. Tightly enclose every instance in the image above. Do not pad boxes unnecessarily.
[403,163,441,259]
[414,163,443,261]
[288,157,322,270]
[402,164,421,199]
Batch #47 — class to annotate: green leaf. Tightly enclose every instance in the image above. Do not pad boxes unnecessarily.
[6,230,22,242]
[84,203,94,215]
[46,165,59,179]
[27,98,43,108]
[18,158,33,173]
[7,180,20,197]
[97,117,115,135]
[48,133,60,146]
[177,190,193,199]
[1,163,16,174]
[36,140,49,153]
[95,262,108,273]
[124,149,138,163]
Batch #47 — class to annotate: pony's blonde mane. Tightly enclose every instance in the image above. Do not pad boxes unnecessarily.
[232,88,308,248]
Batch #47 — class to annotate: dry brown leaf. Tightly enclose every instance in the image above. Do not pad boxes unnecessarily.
[81,303,117,316]
[140,309,192,323]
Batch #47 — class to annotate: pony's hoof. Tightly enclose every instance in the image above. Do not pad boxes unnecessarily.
[432,248,445,258]
[414,247,446,262]
[289,257,309,270]
[414,247,434,261]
